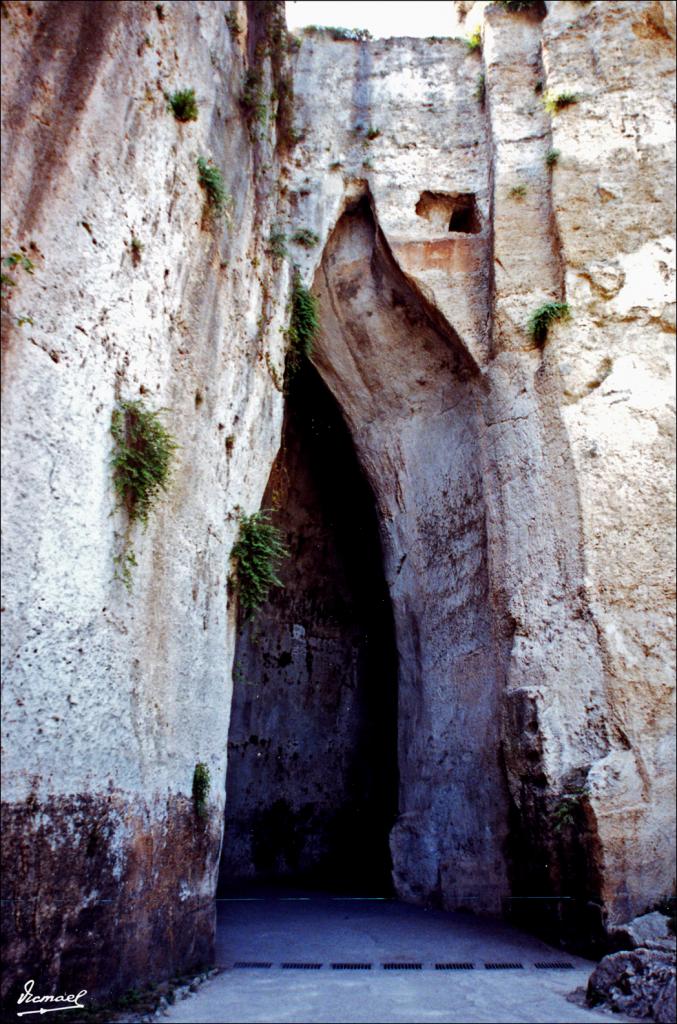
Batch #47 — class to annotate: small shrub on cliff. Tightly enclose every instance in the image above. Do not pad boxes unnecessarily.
[496,0,542,11]
[527,301,571,345]
[466,28,482,52]
[192,763,211,819]
[285,270,319,378]
[197,157,232,220]
[543,90,578,115]
[290,228,320,248]
[268,227,288,260]
[509,183,528,198]
[225,10,242,35]
[2,251,34,299]
[304,25,372,41]
[130,236,144,266]
[113,548,138,592]
[474,73,486,104]
[168,88,198,122]
[241,69,267,128]
[111,399,178,526]
[0,272,16,299]
[3,251,34,274]
[545,147,560,167]
[551,788,587,833]
[231,510,288,619]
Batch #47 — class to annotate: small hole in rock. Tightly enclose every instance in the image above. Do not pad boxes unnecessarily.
[415,191,481,234]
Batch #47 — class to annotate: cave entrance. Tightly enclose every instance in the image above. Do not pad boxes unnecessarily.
[218,361,399,896]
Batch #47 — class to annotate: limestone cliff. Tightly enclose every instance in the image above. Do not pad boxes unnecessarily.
[1,0,674,1008]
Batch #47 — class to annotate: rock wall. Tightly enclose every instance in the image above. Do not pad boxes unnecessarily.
[1,0,293,1004]
[1,0,674,1007]
[281,0,675,941]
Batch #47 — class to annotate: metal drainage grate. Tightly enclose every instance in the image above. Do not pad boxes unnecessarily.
[534,962,575,970]
[382,963,422,970]
[331,963,373,970]
[435,962,475,971]
[485,962,524,970]
[233,961,272,969]
[281,962,323,970]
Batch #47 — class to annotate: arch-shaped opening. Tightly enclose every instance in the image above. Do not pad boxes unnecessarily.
[218,360,398,895]
[220,193,510,917]
[307,196,510,914]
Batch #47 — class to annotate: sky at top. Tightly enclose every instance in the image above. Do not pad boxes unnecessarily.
[285,1,458,39]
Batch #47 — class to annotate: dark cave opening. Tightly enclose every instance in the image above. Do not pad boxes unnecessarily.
[218,362,399,896]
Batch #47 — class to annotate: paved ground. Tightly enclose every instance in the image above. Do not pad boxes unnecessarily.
[163,891,628,1023]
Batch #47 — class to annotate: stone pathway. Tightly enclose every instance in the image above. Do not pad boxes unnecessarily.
[161,893,630,1023]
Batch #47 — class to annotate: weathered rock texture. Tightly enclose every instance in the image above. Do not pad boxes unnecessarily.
[279,0,676,943]
[1,0,293,1006]
[1,0,675,1008]
[587,947,676,1023]
[610,910,677,954]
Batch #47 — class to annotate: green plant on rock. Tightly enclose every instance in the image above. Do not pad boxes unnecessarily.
[510,183,528,198]
[1,273,16,299]
[268,227,288,260]
[304,25,372,41]
[111,399,179,526]
[366,126,381,140]
[241,69,267,128]
[113,547,138,592]
[527,301,571,345]
[552,788,588,833]
[496,0,542,10]
[3,251,35,274]
[285,125,304,145]
[192,762,211,819]
[231,510,288,619]
[475,72,486,104]
[131,236,144,266]
[285,270,319,379]
[543,90,578,114]
[1,251,34,299]
[466,27,482,51]
[224,9,242,35]
[290,228,319,248]
[167,87,198,122]
[545,147,560,167]
[197,157,232,220]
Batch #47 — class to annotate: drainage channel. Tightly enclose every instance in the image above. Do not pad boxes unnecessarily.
[229,961,575,972]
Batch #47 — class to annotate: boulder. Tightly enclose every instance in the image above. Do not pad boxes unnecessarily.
[587,947,676,1023]
[610,912,676,953]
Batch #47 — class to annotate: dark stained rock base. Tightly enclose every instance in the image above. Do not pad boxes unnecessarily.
[1,794,219,1012]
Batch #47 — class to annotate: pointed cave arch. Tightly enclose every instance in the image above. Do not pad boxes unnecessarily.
[219,194,511,915]
[218,358,399,894]
[306,195,511,915]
